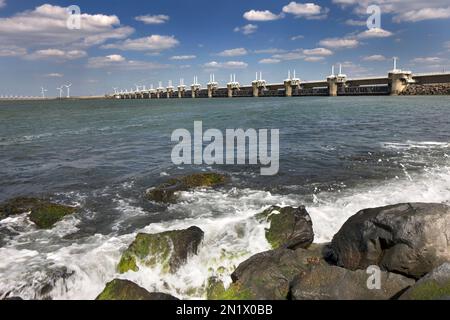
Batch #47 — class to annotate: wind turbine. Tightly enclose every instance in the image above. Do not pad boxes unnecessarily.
[65,83,72,98]
[57,86,64,99]
[41,87,48,99]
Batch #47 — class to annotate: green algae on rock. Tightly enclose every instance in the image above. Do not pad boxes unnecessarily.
[206,277,226,300]
[118,226,204,274]
[0,197,77,229]
[96,279,178,300]
[257,206,314,250]
[401,263,450,300]
[226,246,329,300]
[147,173,228,203]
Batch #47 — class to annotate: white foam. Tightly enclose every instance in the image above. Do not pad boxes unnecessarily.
[1,165,450,300]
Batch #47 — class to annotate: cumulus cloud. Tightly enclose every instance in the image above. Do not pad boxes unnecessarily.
[87,54,168,70]
[333,0,450,23]
[243,10,282,21]
[357,28,393,39]
[304,56,325,62]
[135,14,170,24]
[170,55,196,60]
[394,7,450,23]
[363,54,387,61]
[0,4,133,49]
[319,38,359,48]
[234,24,258,35]
[102,35,179,51]
[0,45,27,57]
[259,58,281,64]
[345,19,367,26]
[203,61,248,69]
[217,48,248,57]
[273,50,305,61]
[303,47,333,56]
[25,49,87,61]
[282,2,328,19]
[254,48,287,54]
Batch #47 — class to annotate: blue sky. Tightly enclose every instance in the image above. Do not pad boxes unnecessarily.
[0,0,449,97]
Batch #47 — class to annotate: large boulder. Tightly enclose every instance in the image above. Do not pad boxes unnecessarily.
[118,226,204,274]
[222,245,329,300]
[400,263,450,300]
[96,279,178,300]
[257,206,314,250]
[330,203,450,279]
[291,265,414,300]
[146,173,227,203]
[0,197,77,229]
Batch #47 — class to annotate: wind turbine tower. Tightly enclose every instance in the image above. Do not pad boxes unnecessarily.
[65,83,72,98]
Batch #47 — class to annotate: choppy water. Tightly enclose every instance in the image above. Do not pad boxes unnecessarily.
[0,96,450,300]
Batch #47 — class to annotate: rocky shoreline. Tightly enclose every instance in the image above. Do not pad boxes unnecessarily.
[1,173,450,300]
[401,83,450,95]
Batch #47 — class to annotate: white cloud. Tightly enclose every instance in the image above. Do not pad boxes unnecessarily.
[243,10,282,21]
[0,4,133,49]
[363,54,387,61]
[26,49,87,61]
[234,24,258,35]
[273,50,305,61]
[304,56,325,62]
[303,47,333,56]
[259,58,281,64]
[0,45,26,57]
[319,38,359,48]
[203,61,248,69]
[394,7,450,23]
[291,35,304,41]
[0,0,5,9]
[345,19,366,26]
[102,35,179,51]
[358,28,393,39]
[44,73,64,78]
[412,57,444,64]
[218,48,248,57]
[170,55,196,60]
[282,2,327,19]
[254,48,287,54]
[135,14,170,24]
[333,0,450,23]
[88,54,168,70]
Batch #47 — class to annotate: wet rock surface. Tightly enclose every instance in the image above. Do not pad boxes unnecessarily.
[96,279,179,300]
[118,226,204,274]
[257,206,314,250]
[330,203,450,279]
[146,173,228,203]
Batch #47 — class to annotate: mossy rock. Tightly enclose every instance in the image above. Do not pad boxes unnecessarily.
[118,226,204,274]
[0,197,77,229]
[96,279,178,300]
[147,173,228,203]
[257,206,314,250]
[401,263,450,300]
[0,197,45,220]
[228,247,329,300]
[206,277,226,300]
[213,283,253,301]
[29,203,77,229]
